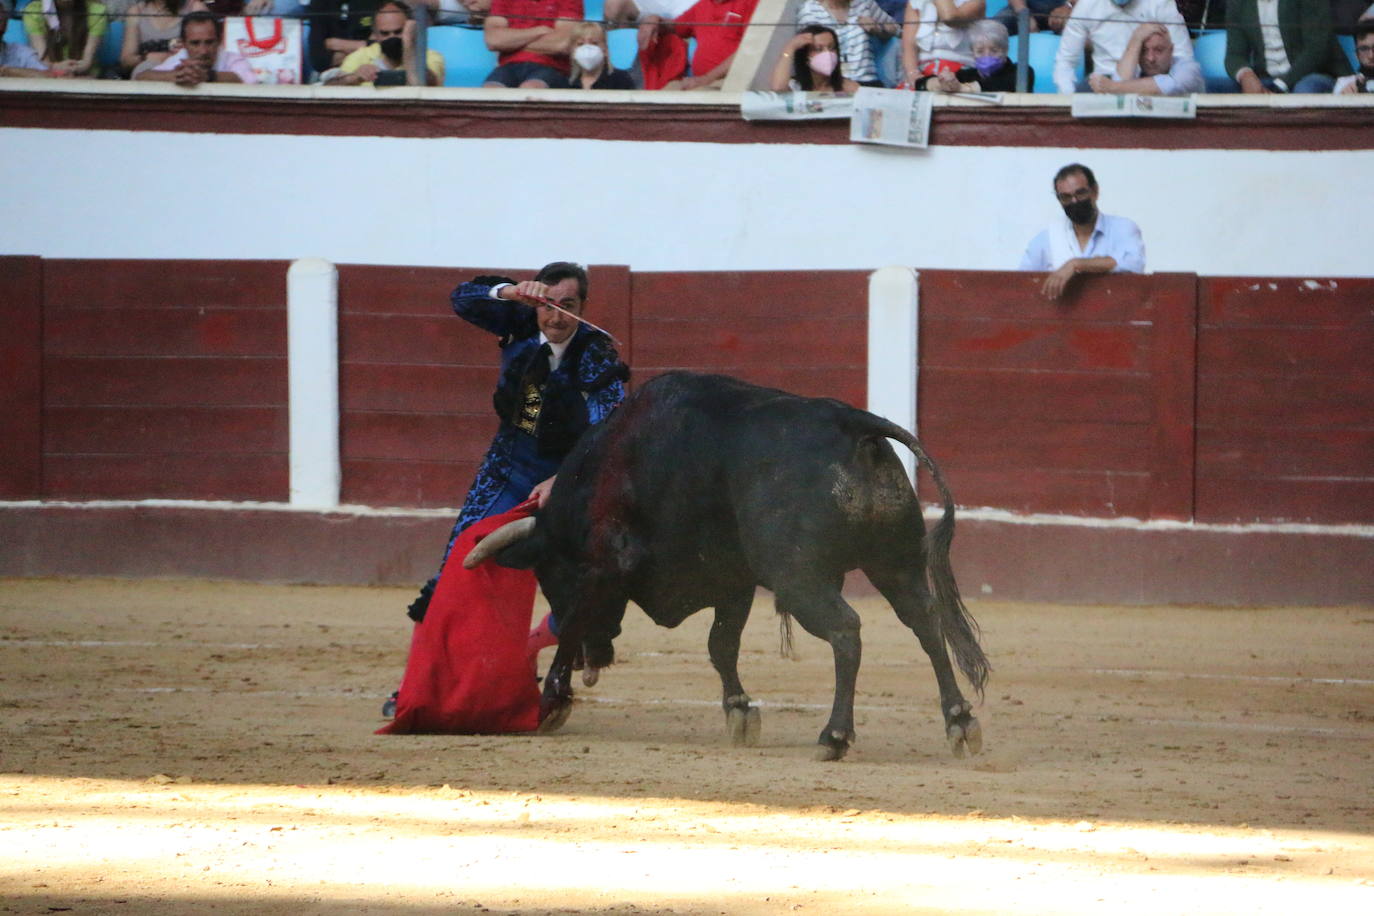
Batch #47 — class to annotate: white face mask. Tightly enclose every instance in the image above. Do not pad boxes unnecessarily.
[573,43,605,71]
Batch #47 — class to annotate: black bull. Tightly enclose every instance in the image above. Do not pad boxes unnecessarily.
[465,372,990,761]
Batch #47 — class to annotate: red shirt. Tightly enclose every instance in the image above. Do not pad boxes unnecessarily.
[673,0,757,78]
[490,0,585,72]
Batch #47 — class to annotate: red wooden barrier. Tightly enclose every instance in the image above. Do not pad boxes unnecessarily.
[1196,277,1374,524]
[4,258,1369,529]
[0,257,43,499]
[37,259,289,502]
[917,270,1196,520]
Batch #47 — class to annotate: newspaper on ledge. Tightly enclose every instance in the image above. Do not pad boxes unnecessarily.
[1070,93,1196,119]
[740,91,855,121]
[850,87,933,149]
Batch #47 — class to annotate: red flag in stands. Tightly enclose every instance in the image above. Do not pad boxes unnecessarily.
[377,501,541,735]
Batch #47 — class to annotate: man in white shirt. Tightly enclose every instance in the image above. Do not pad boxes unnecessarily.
[1020,163,1146,300]
[1088,22,1203,95]
[1052,0,1194,94]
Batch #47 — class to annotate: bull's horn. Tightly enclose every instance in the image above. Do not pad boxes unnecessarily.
[462,516,537,569]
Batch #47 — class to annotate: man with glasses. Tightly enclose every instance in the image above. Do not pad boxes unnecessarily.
[1335,20,1374,92]
[325,0,444,85]
[1019,163,1145,300]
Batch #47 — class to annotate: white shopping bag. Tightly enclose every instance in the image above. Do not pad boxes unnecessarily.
[224,16,303,85]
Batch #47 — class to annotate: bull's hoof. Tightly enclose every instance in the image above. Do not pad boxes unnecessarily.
[581,666,601,688]
[813,728,853,762]
[946,715,983,758]
[726,706,761,747]
[538,697,573,734]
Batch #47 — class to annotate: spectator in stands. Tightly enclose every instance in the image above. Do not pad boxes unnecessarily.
[24,0,109,76]
[1054,0,1194,94]
[1020,163,1145,300]
[122,0,207,77]
[797,0,898,87]
[1225,0,1351,93]
[1,0,55,76]
[326,0,444,85]
[769,23,861,91]
[662,0,758,90]
[135,10,258,83]
[900,0,985,87]
[567,19,636,88]
[309,0,382,74]
[914,17,1029,90]
[1088,21,1203,95]
[995,0,1072,36]
[481,0,581,88]
[1334,19,1374,91]
[627,0,695,88]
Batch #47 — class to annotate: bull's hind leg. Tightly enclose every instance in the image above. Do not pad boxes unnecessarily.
[865,564,982,758]
[708,590,760,747]
[774,581,862,762]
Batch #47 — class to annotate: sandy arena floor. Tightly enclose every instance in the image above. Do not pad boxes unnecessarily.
[1,577,1372,914]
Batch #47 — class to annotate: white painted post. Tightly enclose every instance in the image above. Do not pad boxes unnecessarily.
[287,258,341,508]
[867,266,920,484]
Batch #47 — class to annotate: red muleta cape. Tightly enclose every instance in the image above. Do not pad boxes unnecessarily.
[376,501,541,735]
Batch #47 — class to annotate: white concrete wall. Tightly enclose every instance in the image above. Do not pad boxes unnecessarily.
[3,127,1370,277]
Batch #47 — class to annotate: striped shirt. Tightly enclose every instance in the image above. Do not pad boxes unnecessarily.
[797,0,897,84]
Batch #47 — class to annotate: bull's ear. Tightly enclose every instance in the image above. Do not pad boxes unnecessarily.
[492,531,546,570]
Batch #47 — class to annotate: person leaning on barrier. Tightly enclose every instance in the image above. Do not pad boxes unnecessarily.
[900,0,985,87]
[1225,0,1352,94]
[1020,163,1145,301]
[661,0,759,90]
[1087,21,1203,95]
[912,17,1029,91]
[796,0,899,88]
[1053,0,1194,93]
[481,0,582,88]
[770,23,862,91]
[567,20,636,88]
[135,10,258,83]
[1333,19,1374,92]
[24,0,109,76]
[0,0,54,77]
[324,0,444,85]
[122,0,205,78]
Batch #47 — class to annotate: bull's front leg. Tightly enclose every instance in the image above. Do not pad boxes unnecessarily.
[709,591,759,747]
[538,633,580,734]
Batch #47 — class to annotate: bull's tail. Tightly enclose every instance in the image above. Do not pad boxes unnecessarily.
[862,414,990,697]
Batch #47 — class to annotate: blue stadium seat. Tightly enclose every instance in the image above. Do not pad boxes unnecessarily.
[1006,31,1074,92]
[1337,33,1356,70]
[607,27,637,71]
[4,11,26,46]
[428,24,498,87]
[1192,30,1234,92]
[583,0,604,21]
[983,0,1009,17]
[98,19,124,73]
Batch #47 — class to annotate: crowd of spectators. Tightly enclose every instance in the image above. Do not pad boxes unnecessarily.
[1,0,1370,92]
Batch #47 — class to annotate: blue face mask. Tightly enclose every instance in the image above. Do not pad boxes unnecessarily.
[1108,0,1133,6]
[974,55,1004,78]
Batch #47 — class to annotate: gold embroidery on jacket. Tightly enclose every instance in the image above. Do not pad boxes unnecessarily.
[515,383,542,434]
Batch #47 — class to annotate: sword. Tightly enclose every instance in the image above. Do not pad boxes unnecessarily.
[529,295,623,348]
